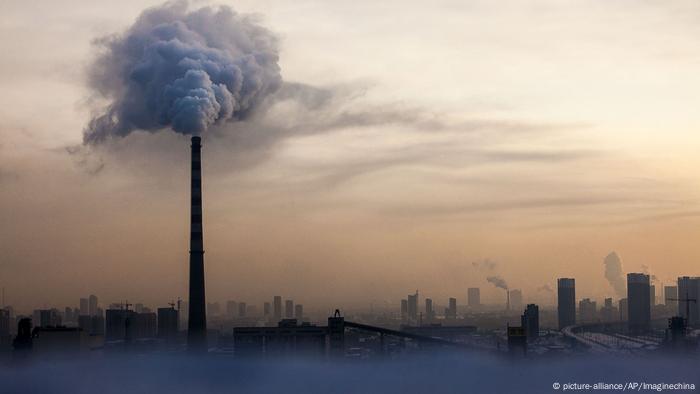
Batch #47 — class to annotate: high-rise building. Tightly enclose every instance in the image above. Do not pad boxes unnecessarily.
[157,307,179,340]
[509,289,523,311]
[521,304,539,340]
[88,295,98,317]
[187,136,207,351]
[557,278,576,329]
[677,276,700,325]
[407,292,418,321]
[263,302,271,317]
[285,300,294,319]
[294,304,303,321]
[273,296,282,321]
[400,299,408,320]
[649,285,656,306]
[80,298,89,316]
[578,298,597,323]
[238,302,247,318]
[425,298,434,321]
[467,288,480,308]
[618,298,628,321]
[627,273,651,333]
[664,286,678,310]
[0,309,10,338]
[600,298,618,322]
[445,297,457,319]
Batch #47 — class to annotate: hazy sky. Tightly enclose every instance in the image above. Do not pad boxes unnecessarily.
[2,0,700,312]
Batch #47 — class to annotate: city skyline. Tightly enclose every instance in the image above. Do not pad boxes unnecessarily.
[3,1,700,313]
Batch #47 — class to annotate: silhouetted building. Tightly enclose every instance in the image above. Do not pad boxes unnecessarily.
[78,315,105,336]
[664,286,678,310]
[677,276,700,326]
[507,325,527,356]
[600,298,618,322]
[32,327,88,356]
[509,289,523,312]
[618,298,628,321]
[400,299,408,320]
[157,307,179,341]
[627,273,651,333]
[401,324,476,340]
[425,298,434,321]
[13,318,32,354]
[0,309,10,338]
[105,309,135,341]
[445,298,457,319]
[294,304,303,321]
[467,288,480,308]
[557,278,576,329]
[34,309,61,328]
[238,302,247,318]
[578,298,597,323]
[521,304,539,340]
[650,285,656,306]
[263,302,271,317]
[285,300,294,319]
[273,296,282,321]
[407,292,418,321]
[187,136,207,351]
[234,319,327,357]
[88,295,98,317]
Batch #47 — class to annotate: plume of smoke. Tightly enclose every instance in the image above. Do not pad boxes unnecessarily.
[537,284,553,293]
[472,259,497,271]
[486,276,508,290]
[603,252,626,297]
[84,1,282,143]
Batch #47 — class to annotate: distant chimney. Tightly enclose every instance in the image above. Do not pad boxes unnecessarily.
[187,136,206,350]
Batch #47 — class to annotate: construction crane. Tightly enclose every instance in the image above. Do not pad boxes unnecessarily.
[668,291,697,326]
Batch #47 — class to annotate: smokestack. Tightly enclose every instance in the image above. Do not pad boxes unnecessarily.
[187,136,207,351]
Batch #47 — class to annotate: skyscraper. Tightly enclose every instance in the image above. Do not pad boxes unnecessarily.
[664,285,678,310]
[578,298,597,323]
[285,300,294,319]
[509,289,523,311]
[445,297,457,319]
[407,292,418,321]
[226,300,238,319]
[677,276,700,325]
[294,304,303,321]
[157,307,178,340]
[649,285,656,306]
[521,304,539,340]
[263,302,271,317]
[425,298,434,321]
[627,273,651,333]
[467,288,481,308]
[273,296,282,321]
[187,136,207,351]
[400,299,408,320]
[88,295,98,317]
[557,278,576,329]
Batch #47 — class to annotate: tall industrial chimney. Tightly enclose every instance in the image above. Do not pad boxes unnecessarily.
[187,136,207,350]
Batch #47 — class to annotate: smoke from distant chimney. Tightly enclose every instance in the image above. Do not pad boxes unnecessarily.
[83,1,282,143]
[603,252,626,297]
[487,276,508,290]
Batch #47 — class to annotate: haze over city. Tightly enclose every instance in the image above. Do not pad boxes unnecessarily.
[3,0,700,312]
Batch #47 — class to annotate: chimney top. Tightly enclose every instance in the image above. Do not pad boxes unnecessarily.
[192,136,201,146]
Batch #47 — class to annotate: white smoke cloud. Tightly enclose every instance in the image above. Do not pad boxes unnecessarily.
[84,1,282,143]
[603,251,626,298]
[486,275,508,290]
